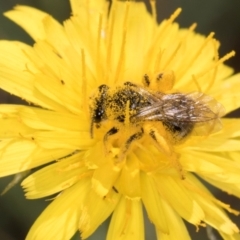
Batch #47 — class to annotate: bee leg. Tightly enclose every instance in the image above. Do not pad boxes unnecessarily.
[146,126,185,179]
[118,128,144,161]
[143,71,175,91]
[155,71,175,91]
[103,127,119,154]
[143,74,151,87]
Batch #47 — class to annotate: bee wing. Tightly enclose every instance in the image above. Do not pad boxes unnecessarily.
[185,92,225,120]
[133,92,225,124]
[185,92,225,135]
[191,118,223,135]
[128,84,162,104]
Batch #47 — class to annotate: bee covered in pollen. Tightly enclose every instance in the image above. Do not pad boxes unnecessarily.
[89,71,225,176]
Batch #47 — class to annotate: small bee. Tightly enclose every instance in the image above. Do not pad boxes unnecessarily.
[90,71,224,162]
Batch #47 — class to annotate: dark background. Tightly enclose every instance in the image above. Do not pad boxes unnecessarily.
[0,0,240,239]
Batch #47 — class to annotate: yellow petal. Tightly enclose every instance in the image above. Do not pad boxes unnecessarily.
[202,176,240,198]
[19,106,88,131]
[107,197,144,240]
[34,72,82,114]
[0,105,33,139]
[110,1,155,83]
[70,0,107,16]
[220,119,240,138]
[214,73,240,114]
[84,142,109,168]
[0,41,70,111]
[0,139,70,176]
[26,40,84,113]
[115,153,141,199]
[141,172,169,234]
[26,179,90,240]
[185,174,239,235]
[79,188,120,239]
[22,151,87,199]
[68,0,108,66]
[42,15,69,53]
[228,151,240,164]
[92,159,121,197]
[189,138,240,152]
[181,150,240,177]
[33,130,94,149]
[0,41,41,105]
[62,18,99,86]
[156,199,191,240]
[152,174,205,225]
[4,6,61,41]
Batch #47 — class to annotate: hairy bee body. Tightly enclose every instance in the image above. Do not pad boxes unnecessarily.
[90,72,224,160]
[91,82,151,125]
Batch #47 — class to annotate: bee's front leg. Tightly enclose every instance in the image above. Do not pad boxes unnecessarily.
[142,70,175,92]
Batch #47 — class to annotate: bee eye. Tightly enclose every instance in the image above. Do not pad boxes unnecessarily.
[95,109,104,119]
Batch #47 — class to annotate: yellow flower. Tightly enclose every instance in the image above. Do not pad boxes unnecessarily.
[1,0,240,239]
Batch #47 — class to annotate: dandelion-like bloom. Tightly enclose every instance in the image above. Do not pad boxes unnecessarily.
[1,0,240,239]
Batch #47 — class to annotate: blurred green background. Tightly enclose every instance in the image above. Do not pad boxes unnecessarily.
[0,0,240,239]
